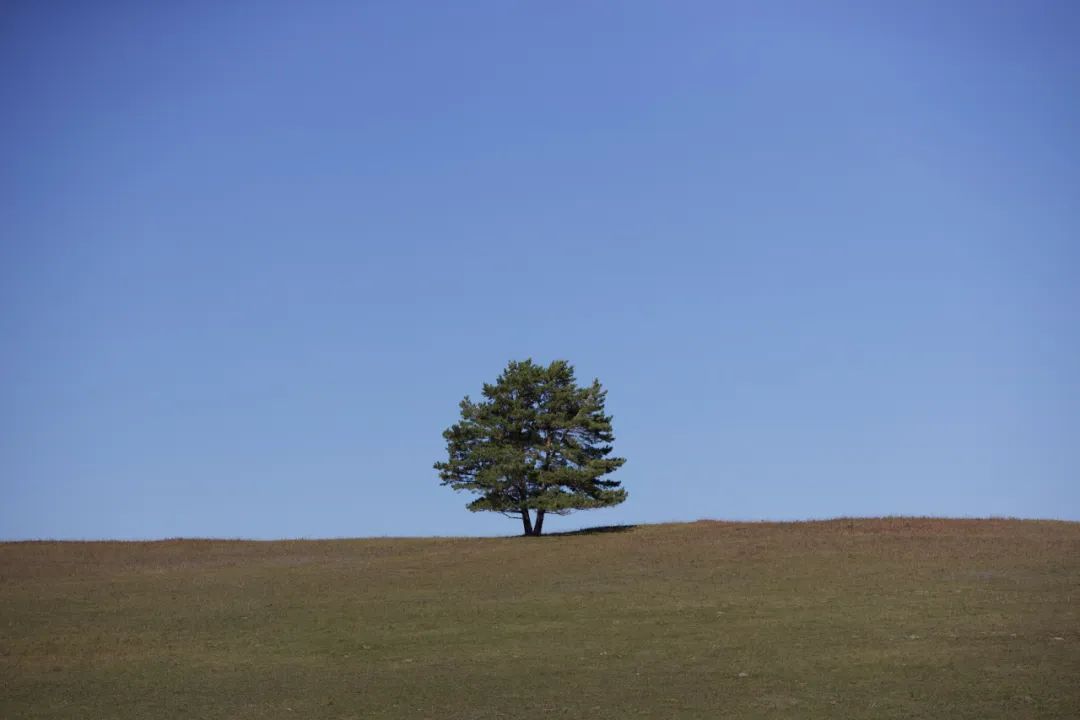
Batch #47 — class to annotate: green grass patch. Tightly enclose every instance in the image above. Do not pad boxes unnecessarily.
[2,518,1078,718]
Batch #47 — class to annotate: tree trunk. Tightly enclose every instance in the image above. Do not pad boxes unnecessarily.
[532,509,545,536]
[520,509,533,536]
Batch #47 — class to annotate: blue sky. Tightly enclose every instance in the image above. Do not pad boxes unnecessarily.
[2,1,1077,539]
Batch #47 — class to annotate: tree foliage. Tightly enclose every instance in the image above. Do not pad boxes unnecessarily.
[435,359,627,535]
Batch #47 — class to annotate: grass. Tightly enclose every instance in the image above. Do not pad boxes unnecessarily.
[1,518,1078,719]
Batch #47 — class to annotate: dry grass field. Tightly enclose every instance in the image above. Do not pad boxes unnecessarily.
[1,518,1078,719]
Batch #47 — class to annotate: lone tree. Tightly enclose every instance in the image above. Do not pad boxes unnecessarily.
[435,359,627,536]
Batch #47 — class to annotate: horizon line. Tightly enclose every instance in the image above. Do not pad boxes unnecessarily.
[3,514,1077,543]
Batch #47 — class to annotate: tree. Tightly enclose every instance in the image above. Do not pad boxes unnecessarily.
[435,359,627,536]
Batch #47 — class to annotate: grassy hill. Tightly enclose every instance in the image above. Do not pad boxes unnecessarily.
[2,518,1078,719]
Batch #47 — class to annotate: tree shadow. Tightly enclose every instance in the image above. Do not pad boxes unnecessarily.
[542,524,638,537]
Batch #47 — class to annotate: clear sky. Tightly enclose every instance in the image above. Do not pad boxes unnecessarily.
[2,1,1077,539]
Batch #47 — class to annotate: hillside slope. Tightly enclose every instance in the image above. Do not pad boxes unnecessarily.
[2,518,1078,719]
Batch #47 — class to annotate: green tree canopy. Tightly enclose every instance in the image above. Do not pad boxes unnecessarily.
[435,359,627,536]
